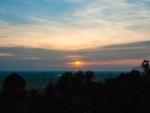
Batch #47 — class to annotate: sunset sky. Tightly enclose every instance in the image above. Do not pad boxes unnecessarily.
[0,0,150,70]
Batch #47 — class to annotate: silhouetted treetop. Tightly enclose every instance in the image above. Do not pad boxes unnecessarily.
[85,71,95,82]
[3,73,26,90]
[142,59,150,75]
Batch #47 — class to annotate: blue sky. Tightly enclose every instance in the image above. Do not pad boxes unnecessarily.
[0,0,150,70]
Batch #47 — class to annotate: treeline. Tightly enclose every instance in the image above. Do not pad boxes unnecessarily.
[0,60,150,113]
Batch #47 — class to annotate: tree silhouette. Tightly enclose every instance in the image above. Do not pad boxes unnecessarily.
[142,60,150,75]
[85,71,95,83]
[3,73,26,101]
[1,61,150,113]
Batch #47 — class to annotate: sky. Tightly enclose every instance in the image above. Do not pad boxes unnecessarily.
[0,0,150,70]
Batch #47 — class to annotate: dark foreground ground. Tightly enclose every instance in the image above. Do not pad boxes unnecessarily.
[0,65,150,113]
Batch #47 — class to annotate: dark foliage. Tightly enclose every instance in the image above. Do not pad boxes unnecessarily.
[0,61,150,113]
[3,73,26,101]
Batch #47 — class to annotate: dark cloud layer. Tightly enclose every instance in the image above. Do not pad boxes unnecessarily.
[79,40,150,61]
[0,40,149,70]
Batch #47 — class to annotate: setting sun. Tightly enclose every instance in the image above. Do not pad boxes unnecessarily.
[69,61,86,68]
[75,61,82,65]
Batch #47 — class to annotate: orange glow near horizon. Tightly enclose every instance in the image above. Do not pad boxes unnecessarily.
[68,59,142,69]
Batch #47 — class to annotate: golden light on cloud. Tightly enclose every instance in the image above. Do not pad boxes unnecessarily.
[0,20,149,51]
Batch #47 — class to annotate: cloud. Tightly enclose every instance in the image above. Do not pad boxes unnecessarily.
[79,40,150,61]
[0,18,149,50]
[0,52,13,57]
[0,0,150,50]
[0,40,149,70]
[0,46,71,70]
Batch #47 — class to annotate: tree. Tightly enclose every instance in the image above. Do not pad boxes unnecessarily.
[85,71,95,83]
[142,60,150,75]
[3,73,26,101]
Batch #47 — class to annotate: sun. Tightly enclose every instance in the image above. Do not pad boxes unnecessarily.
[69,61,85,68]
[75,61,82,65]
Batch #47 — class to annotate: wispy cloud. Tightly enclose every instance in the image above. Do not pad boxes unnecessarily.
[0,52,13,57]
[0,0,150,50]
